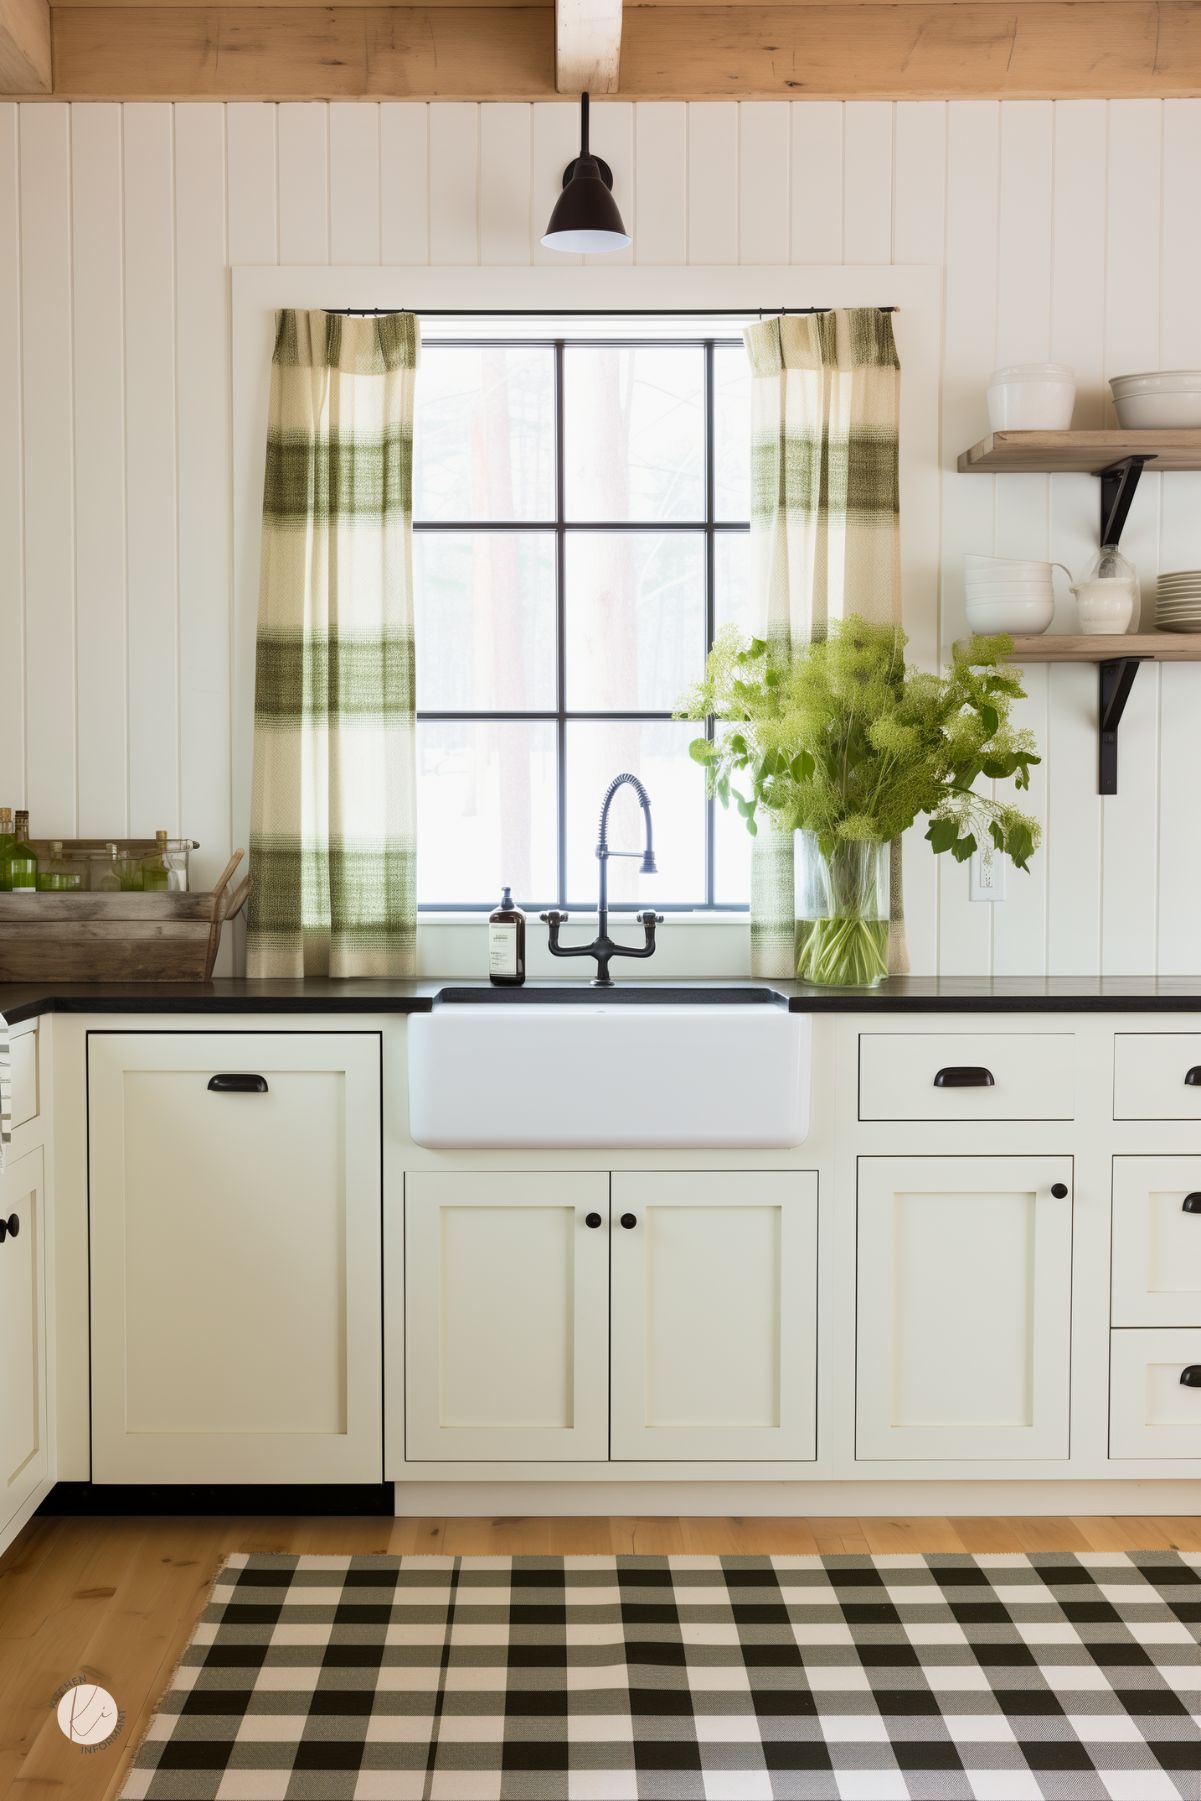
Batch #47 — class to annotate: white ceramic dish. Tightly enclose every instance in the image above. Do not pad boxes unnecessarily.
[966,594,1055,634]
[965,594,1051,615]
[987,363,1076,432]
[1110,371,1201,429]
[966,553,1060,577]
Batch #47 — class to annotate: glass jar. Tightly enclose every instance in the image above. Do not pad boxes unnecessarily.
[795,833,890,988]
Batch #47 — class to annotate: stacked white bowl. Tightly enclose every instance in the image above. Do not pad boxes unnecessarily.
[1110,371,1201,429]
[1156,571,1201,632]
[964,554,1063,635]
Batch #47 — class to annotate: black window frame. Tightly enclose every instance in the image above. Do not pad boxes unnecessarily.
[414,334,750,913]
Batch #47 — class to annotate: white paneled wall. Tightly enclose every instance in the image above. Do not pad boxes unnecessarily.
[2,99,1200,975]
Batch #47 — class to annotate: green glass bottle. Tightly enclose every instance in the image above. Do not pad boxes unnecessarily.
[38,841,83,892]
[0,807,15,892]
[9,810,37,894]
[142,829,171,893]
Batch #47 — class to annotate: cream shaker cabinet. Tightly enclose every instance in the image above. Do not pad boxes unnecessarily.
[609,1172,817,1461]
[405,1171,611,1462]
[856,1155,1073,1462]
[0,1148,48,1534]
[88,1032,382,1484]
[404,1169,818,1465]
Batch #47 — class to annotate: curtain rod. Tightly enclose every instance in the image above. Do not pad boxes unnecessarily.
[326,306,899,317]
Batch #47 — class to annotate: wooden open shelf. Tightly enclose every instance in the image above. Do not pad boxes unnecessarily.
[1007,632,1201,663]
[959,430,1201,475]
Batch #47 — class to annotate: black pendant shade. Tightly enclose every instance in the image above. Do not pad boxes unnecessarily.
[542,93,631,254]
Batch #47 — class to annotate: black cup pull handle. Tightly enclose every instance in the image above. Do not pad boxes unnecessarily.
[1180,1366,1201,1387]
[620,1213,638,1230]
[207,1073,269,1095]
[933,1066,995,1088]
[0,1212,17,1244]
[1185,1067,1201,1087]
[1183,1194,1201,1214]
[584,1212,603,1229]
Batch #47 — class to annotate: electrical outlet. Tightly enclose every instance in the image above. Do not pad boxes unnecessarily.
[970,846,1006,903]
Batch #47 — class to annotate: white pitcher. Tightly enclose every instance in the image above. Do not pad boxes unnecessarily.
[1070,547,1139,636]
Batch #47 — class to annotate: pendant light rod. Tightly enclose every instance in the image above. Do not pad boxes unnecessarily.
[579,89,590,159]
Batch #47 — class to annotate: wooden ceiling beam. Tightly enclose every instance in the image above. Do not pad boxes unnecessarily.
[0,0,50,91]
[40,3,1201,102]
[556,0,622,93]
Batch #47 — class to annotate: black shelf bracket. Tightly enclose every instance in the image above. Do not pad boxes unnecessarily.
[1098,656,1148,794]
[1099,454,1155,546]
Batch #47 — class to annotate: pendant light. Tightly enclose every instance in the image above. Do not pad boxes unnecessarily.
[541,93,631,254]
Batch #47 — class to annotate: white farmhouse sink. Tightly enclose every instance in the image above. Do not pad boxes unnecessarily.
[407,988,811,1149]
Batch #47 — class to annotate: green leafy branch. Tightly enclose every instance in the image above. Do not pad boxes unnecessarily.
[677,615,1041,873]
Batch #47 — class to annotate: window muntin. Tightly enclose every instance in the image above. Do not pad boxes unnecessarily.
[413,335,751,911]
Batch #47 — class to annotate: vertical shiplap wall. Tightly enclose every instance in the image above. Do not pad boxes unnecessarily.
[1,99,1200,974]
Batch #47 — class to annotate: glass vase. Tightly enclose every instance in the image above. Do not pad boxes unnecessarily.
[795,834,890,988]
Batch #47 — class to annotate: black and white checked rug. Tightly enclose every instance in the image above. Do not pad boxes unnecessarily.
[120,1551,1201,1801]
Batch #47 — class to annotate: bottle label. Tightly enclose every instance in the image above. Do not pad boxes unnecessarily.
[489,922,517,978]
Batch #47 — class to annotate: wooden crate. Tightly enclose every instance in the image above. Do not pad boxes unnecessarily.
[0,851,250,982]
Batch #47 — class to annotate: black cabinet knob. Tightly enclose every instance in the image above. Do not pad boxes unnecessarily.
[584,1212,602,1229]
[620,1213,637,1230]
[1050,1182,1069,1199]
[0,1212,18,1244]
[933,1066,995,1088]
[1185,1067,1201,1087]
[1180,1366,1201,1387]
[1183,1194,1201,1214]
[207,1073,269,1094]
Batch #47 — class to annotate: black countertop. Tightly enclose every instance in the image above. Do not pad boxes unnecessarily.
[4,973,1201,1025]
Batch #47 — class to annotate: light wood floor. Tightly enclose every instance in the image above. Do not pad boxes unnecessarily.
[3,1512,1200,1801]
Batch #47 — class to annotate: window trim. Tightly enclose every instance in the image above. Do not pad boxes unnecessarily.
[414,333,750,913]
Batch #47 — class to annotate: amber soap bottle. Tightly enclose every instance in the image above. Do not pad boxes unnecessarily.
[488,887,526,987]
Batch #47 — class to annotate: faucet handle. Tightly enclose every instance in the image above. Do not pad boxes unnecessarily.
[540,909,569,924]
[638,910,665,926]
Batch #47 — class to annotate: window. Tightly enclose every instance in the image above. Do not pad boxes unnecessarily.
[413,332,752,911]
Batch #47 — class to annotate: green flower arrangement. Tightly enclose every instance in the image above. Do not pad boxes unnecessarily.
[677,615,1042,985]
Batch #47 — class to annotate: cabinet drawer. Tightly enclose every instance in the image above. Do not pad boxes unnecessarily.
[9,1025,38,1131]
[859,1033,1075,1121]
[1112,1157,1201,1327]
[1110,1329,1201,1459]
[1114,1035,1201,1119]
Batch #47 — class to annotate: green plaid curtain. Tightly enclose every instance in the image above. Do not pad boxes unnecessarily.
[247,309,419,978]
[743,308,908,979]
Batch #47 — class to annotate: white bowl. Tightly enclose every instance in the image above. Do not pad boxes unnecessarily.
[1112,391,1201,429]
[966,594,1055,634]
[967,583,1054,601]
[987,363,1076,432]
[1111,370,1201,394]
[966,553,1057,573]
[1109,373,1201,429]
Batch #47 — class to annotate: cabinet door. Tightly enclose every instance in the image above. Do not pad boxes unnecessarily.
[405,1172,609,1461]
[857,1156,1072,1461]
[89,1033,381,1484]
[1112,1157,1201,1327]
[0,1149,48,1530]
[610,1172,817,1461]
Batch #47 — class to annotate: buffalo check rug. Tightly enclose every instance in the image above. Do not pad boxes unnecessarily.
[119,1552,1201,1801]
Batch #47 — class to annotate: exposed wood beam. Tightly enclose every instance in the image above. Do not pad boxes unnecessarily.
[41,3,1201,101]
[556,0,621,91]
[0,0,50,90]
